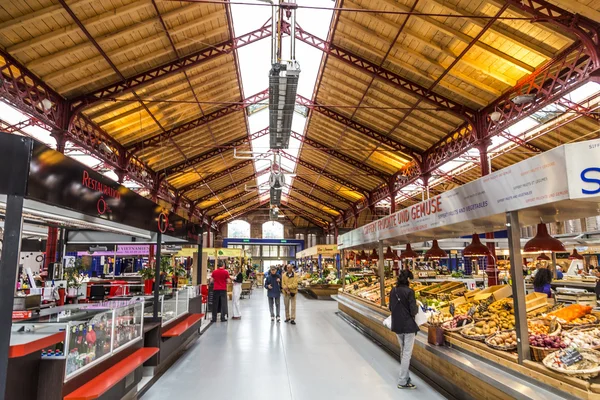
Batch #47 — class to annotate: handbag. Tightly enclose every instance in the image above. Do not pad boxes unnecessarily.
[414,301,428,326]
[383,315,392,329]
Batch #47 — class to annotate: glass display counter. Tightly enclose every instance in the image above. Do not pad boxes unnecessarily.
[143,287,193,326]
[12,300,144,381]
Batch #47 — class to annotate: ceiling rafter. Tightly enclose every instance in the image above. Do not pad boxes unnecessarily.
[205,188,258,214]
[219,199,270,224]
[283,203,329,228]
[213,195,262,219]
[179,160,254,194]
[289,187,343,214]
[193,172,264,204]
[287,195,336,220]
[293,176,354,204]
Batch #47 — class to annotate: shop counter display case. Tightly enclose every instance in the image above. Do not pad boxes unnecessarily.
[143,287,193,326]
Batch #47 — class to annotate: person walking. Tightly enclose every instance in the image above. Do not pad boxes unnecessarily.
[231,265,244,320]
[265,266,282,322]
[389,270,419,390]
[282,264,299,324]
[210,262,230,322]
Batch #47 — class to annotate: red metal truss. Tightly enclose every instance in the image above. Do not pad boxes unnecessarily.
[179,160,254,194]
[204,188,258,213]
[289,187,343,213]
[69,20,272,112]
[292,176,353,205]
[296,94,421,159]
[289,23,476,121]
[279,151,369,194]
[194,169,270,204]
[497,131,543,153]
[213,195,262,219]
[289,131,391,180]
[219,199,270,224]
[163,128,269,176]
[557,97,600,122]
[128,89,269,152]
[283,203,329,228]
[287,195,335,221]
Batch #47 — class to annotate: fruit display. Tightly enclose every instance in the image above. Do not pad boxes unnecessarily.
[462,319,500,338]
[528,319,560,336]
[565,314,598,327]
[548,304,593,323]
[454,302,476,316]
[442,315,473,331]
[562,328,600,349]
[486,331,518,350]
[529,334,566,350]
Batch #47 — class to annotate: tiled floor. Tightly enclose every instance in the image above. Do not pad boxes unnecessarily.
[141,289,447,400]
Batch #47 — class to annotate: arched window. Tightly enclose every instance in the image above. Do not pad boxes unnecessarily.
[227,220,250,238]
[262,221,284,239]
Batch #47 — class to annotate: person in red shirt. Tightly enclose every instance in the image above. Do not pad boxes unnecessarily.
[210,262,231,322]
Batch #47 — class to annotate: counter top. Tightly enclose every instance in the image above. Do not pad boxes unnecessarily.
[9,331,64,358]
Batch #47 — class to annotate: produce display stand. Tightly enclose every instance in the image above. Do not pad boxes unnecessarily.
[297,245,342,299]
[0,134,203,399]
[337,139,600,399]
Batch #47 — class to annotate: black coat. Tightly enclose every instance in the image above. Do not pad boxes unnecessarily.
[388,285,419,334]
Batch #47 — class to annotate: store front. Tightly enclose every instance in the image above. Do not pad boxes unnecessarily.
[223,238,304,272]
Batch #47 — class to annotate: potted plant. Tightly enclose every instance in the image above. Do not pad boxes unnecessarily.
[64,258,86,302]
[139,265,156,295]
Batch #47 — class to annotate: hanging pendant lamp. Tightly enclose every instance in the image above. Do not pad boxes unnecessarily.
[569,249,584,260]
[524,223,566,253]
[536,253,551,261]
[348,251,355,260]
[400,243,419,259]
[370,248,379,261]
[384,246,396,261]
[463,233,491,257]
[425,240,447,259]
[358,250,368,262]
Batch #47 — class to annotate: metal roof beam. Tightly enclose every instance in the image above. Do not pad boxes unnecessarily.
[204,188,259,214]
[289,187,343,214]
[286,195,335,220]
[213,196,263,219]
[292,175,354,205]
[219,199,270,224]
[282,203,328,228]
[179,160,255,194]
[194,169,270,204]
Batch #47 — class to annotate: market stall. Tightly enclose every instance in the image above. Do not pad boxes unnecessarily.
[337,139,600,399]
[0,133,203,399]
[297,245,342,299]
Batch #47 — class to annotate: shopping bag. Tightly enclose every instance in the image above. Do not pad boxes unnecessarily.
[415,301,429,326]
[383,315,392,329]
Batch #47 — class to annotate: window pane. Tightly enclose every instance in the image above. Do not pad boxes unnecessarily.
[228,220,250,238]
[263,221,284,239]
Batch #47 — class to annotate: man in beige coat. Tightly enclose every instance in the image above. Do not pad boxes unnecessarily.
[282,264,299,324]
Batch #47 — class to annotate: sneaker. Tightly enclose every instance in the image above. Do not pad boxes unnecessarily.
[290,320,296,325]
[232,316,241,320]
[284,319,290,323]
[211,320,217,323]
[397,383,416,390]
[277,317,281,323]
[271,317,275,321]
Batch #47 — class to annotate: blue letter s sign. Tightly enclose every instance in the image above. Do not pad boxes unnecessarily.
[581,168,600,195]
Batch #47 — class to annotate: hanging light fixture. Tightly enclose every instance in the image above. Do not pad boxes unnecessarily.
[463,233,491,257]
[524,223,566,253]
[384,246,396,261]
[569,249,584,260]
[370,248,379,261]
[537,253,551,261]
[358,250,368,262]
[425,240,447,259]
[348,251,355,260]
[400,243,419,259]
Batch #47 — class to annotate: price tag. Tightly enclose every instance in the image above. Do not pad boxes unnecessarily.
[12,311,32,320]
[449,303,455,317]
[560,348,583,366]
[467,306,476,317]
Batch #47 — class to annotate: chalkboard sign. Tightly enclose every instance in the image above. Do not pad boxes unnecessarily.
[207,284,214,312]
[560,348,583,366]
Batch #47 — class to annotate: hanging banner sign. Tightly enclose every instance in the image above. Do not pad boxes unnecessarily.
[339,139,600,249]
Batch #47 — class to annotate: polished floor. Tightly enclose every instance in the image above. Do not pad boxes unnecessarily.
[141,289,447,400]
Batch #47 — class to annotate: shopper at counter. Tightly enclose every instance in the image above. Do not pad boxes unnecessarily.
[231,266,244,320]
[556,266,564,280]
[265,266,282,322]
[533,267,553,298]
[389,270,419,390]
[210,262,231,322]
[282,264,299,324]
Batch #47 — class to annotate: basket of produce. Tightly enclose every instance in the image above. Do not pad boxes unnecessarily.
[528,318,561,337]
[562,327,600,350]
[486,330,518,351]
[529,334,567,362]
[562,314,598,330]
[547,304,597,329]
[442,315,473,332]
[461,320,499,341]
[543,348,600,379]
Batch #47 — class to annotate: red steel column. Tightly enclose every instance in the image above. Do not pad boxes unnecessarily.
[478,139,498,285]
[44,132,66,272]
[389,178,396,214]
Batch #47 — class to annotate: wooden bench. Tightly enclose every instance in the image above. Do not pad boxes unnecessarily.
[64,347,159,400]
[162,314,203,338]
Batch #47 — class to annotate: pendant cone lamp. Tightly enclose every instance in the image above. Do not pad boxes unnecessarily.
[370,249,379,261]
[384,246,396,261]
[463,233,491,257]
[347,251,355,260]
[569,249,584,260]
[400,243,419,259]
[358,250,368,262]
[537,253,551,261]
[425,240,447,259]
[524,223,566,253]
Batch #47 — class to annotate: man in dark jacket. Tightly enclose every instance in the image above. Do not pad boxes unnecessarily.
[388,270,419,389]
[265,266,282,322]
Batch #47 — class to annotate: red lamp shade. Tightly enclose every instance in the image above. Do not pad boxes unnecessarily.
[358,250,369,262]
[569,249,584,260]
[400,243,419,259]
[384,246,396,261]
[347,251,355,260]
[536,253,551,261]
[523,223,566,253]
[463,234,491,257]
[425,240,448,259]
[370,249,379,261]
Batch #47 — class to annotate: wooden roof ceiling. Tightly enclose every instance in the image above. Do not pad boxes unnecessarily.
[1,0,599,231]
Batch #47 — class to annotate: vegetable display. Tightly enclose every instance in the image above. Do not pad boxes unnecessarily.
[529,334,566,349]
[548,304,593,323]
[562,328,600,349]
